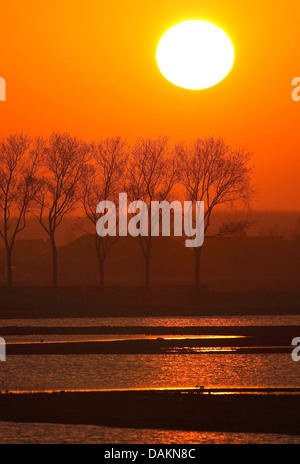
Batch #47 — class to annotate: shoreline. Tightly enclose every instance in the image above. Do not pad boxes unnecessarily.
[4,341,294,356]
[3,325,298,355]
[2,325,298,355]
[0,389,299,436]
[0,287,300,318]
[1,325,299,335]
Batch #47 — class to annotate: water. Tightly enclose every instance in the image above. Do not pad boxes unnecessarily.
[4,334,247,344]
[0,422,299,444]
[1,314,299,327]
[0,315,299,443]
[0,353,299,392]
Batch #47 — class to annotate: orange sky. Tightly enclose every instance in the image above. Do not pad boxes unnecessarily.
[1,1,300,209]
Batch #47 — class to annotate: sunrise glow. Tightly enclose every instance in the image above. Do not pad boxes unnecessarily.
[156,20,234,90]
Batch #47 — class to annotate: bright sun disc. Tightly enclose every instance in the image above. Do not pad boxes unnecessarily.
[156,20,234,90]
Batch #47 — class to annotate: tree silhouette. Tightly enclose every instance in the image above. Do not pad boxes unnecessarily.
[125,136,177,289]
[32,133,89,288]
[80,136,125,289]
[177,136,254,291]
[0,134,40,288]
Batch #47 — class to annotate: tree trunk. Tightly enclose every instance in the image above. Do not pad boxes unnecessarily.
[50,234,58,289]
[97,251,105,290]
[144,236,152,290]
[99,258,104,289]
[145,254,150,290]
[95,235,105,290]
[6,246,13,289]
[194,246,202,292]
[139,236,152,290]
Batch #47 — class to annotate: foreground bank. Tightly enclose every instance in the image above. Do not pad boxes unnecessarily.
[0,389,299,436]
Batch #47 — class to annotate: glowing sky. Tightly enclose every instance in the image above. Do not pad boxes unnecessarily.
[1,1,300,209]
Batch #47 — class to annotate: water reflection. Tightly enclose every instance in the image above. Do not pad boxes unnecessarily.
[0,422,299,444]
[1,315,299,327]
[5,334,247,344]
[0,353,298,392]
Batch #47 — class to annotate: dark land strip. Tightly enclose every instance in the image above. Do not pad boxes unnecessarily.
[0,390,299,435]
[4,338,296,355]
[2,325,299,355]
[1,325,299,338]
[0,288,300,318]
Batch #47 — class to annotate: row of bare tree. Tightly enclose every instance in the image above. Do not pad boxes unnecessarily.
[0,133,254,290]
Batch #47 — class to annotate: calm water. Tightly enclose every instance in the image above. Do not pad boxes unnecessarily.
[0,353,299,391]
[0,422,299,444]
[0,315,299,443]
[1,314,300,327]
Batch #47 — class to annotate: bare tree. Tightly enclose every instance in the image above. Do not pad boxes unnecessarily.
[80,136,125,289]
[0,134,40,288]
[125,136,177,289]
[206,219,253,239]
[177,136,255,291]
[32,133,89,288]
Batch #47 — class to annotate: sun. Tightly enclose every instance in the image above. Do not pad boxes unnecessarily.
[156,20,234,90]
